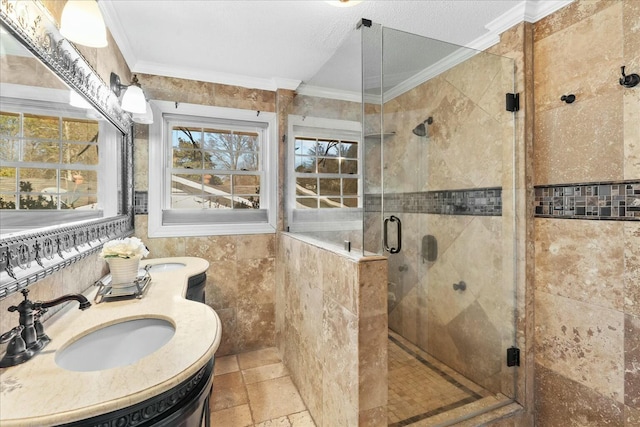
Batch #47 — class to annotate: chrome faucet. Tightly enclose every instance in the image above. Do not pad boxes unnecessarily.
[0,289,91,368]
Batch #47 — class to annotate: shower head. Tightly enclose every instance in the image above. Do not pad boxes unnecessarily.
[412,117,433,137]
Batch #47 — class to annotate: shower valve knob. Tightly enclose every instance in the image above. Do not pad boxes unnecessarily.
[453,281,466,291]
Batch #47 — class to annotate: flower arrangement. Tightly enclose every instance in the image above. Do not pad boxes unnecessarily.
[99,237,149,259]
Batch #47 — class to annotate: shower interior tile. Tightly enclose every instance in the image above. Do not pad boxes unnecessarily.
[387,330,503,426]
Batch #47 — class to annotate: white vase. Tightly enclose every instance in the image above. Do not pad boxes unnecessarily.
[107,257,140,287]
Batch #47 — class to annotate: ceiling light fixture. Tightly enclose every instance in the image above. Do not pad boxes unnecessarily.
[60,0,108,48]
[325,0,363,7]
[110,72,147,115]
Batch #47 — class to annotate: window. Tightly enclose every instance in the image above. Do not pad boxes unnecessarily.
[287,115,362,232]
[148,101,277,237]
[294,136,359,208]
[0,97,119,233]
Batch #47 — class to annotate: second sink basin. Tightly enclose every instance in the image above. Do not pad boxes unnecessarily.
[146,262,186,273]
[55,318,175,372]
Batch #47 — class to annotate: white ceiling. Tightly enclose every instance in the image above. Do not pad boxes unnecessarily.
[99,0,571,92]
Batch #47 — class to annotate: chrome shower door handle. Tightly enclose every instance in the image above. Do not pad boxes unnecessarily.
[383,215,402,254]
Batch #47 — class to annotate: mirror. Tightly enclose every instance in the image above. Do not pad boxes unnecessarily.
[0,0,134,299]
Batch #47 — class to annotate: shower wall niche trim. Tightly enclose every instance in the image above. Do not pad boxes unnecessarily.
[534,181,640,220]
[365,187,502,216]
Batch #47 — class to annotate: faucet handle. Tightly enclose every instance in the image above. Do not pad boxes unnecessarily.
[0,326,27,367]
[7,289,34,313]
[0,325,24,344]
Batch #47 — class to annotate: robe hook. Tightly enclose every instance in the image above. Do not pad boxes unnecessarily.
[560,94,576,104]
[619,66,639,88]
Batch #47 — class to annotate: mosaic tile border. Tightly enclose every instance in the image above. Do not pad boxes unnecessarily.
[534,181,640,220]
[134,191,148,215]
[365,187,502,216]
[388,334,483,427]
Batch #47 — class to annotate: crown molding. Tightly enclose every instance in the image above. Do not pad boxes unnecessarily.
[134,60,300,91]
[523,0,574,22]
[272,78,303,91]
[297,84,360,102]
[383,0,574,102]
[383,46,480,102]
[484,1,527,37]
[99,2,300,91]
[101,0,574,98]
[484,0,574,36]
[297,84,382,105]
[98,1,137,76]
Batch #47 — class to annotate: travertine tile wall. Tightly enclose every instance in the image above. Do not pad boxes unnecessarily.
[131,76,279,355]
[276,233,387,427]
[134,217,276,355]
[532,1,640,426]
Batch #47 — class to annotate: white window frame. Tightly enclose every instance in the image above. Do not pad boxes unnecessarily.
[148,100,277,237]
[287,115,362,233]
[0,91,119,234]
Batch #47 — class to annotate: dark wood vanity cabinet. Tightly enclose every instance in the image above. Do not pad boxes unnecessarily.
[59,358,215,427]
[186,272,207,304]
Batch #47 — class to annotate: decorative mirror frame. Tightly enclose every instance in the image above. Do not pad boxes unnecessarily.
[0,0,134,299]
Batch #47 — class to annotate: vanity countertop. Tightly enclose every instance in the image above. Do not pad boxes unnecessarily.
[0,256,221,427]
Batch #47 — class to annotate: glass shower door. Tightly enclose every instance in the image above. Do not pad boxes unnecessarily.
[364,22,518,425]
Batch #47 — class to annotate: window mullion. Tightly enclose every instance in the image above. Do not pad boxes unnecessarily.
[58,116,63,164]
[18,113,25,162]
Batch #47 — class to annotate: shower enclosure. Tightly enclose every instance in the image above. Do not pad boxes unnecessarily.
[286,19,518,426]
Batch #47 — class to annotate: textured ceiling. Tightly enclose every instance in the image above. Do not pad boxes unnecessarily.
[99,0,569,91]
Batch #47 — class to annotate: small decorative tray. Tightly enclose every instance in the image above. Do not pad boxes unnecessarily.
[94,265,152,304]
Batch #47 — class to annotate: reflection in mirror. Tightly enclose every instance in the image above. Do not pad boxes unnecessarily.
[1,26,121,234]
[0,0,133,299]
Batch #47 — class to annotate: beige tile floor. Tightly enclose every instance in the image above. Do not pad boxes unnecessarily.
[212,339,510,427]
[211,347,316,427]
[388,330,510,427]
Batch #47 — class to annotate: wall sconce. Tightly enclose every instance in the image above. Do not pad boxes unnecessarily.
[69,90,92,109]
[60,0,108,48]
[132,101,154,124]
[110,72,147,114]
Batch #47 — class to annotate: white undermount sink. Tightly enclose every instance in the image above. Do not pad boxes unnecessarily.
[145,262,186,273]
[55,318,175,372]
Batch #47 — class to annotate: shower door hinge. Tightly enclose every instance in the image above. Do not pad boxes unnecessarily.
[357,18,372,29]
[506,346,520,367]
[506,93,520,112]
